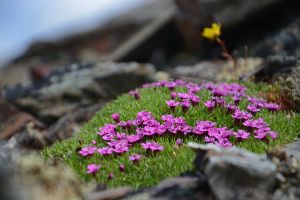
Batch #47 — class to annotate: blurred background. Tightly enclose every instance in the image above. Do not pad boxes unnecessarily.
[0,0,299,87]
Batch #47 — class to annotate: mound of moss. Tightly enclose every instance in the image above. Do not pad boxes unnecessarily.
[42,81,300,188]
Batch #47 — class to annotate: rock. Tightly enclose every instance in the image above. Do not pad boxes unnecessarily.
[3,62,155,124]
[3,103,105,150]
[172,58,263,82]
[189,142,277,200]
[86,187,133,200]
[44,103,104,144]
[176,0,288,29]
[268,146,300,196]
[0,99,45,141]
[0,145,86,200]
[124,177,213,200]
[16,153,84,200]
[284,139,300,161]
[255,54,298,82]
[175,0,298,53]
[0,149,19,200]
[250,18,300,58]
[278,61,300,112]
[150,177,211,200]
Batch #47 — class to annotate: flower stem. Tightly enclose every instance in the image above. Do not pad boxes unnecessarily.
[216,38,238,80]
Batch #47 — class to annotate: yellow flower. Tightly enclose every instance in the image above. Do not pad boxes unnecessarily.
[202,23,221,40]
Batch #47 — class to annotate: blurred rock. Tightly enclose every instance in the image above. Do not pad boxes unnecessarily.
[250,18,300,58]
[176,0,288,29]
[172,58,263,82]
[277,61,300,112]
[175,0,296,51]
[44,103,104,144]
[1,103,105,150]
[254,55,298,82]
[0,99,45,141]
[0,143,86,200]
[124,177,213,200]
[3,62,155,124]
[284,139,300,160]
[87,187,133,200]
[268,146,300,200]
[189,142,276,200]
[16,153,84,200]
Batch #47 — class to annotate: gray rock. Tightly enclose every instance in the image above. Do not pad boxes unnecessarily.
[175,0,297,53]
[86,187,133,200]
[284,139,300,161]
[279,61,300,112]
[189,142,277,200]
[172,58,263,82]
[3,62,155,123]
[0,145,86,200]
[124,177,213,200]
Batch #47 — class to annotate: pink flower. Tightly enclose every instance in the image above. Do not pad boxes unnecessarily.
[98,147,113,155]
[178,93,190,100]
[187,84,201,94]
[264,103,280,112]
[250,118,269,129]
[127,134,142,143]
[232,109,252,122]
[204,136,216,143]
[165,81,176,91]
[97,124,117,136]
[269,131,278,139]
[171,92,177,100]
[166,100,180,112]
[190,95,200,106]
[111,113,120,123]
[254,129,267,140]
[216,138,232,148]
[213,97,225,106]
[216,138,233,148]
[247,97,266,108]
[79,146,97,156]
[112,140,130,154]
[212,88,225,97]
[129,90,140,100]
[181,100,191,113]
[108,172,113,180]
[225,104,237,113]
[118,120,133,129]
[175,138,183,146]
[233,95,242,105]
[119,164,125,172]
[102,133,116,141]
[204,100,215,111]
[193,120,216,135]
[129,154,141,163]
[247,104,260,115]
[234,130,250,140]
[141,141,164,152]
[87,164,100,174]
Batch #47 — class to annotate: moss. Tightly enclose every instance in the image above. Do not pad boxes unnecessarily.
[42,81,300,188]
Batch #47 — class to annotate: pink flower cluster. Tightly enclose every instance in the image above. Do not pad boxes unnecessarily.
[165,84,201,113]
[81,80,281,175]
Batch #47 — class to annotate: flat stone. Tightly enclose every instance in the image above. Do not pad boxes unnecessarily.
[172,58,263,82]
[284,139,300,160]
[86,187,133,200]
[0,99,45,141]
[3,62,155,123]
[189,142,277,200]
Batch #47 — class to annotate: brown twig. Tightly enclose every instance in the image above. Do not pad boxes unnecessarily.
[216,38,238,80]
